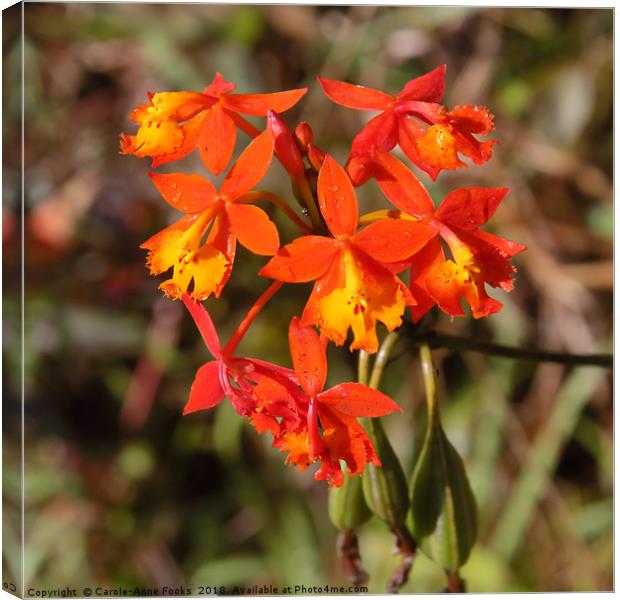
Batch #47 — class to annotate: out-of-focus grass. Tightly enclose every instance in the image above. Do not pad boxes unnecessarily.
[3,4,612,593]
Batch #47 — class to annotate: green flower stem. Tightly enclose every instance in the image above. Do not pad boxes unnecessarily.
[369,332,400,389]
[416,344,472,590]
[419,343,440,426]
[359,334,416,593]
[358,349,370,386]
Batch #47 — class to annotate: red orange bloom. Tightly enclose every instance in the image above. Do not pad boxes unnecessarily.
[261,155,436,352]
[276,318,402,487]
[318,65,496,184]
[121,73,307,174]
[181,296,401,487]
[370,150,526,320]
[122,67,527,495]
[141,131,279,300]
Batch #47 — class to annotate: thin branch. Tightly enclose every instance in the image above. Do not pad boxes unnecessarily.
[403,327,612,368]
[237,190,313,234]
[336,530,369,587]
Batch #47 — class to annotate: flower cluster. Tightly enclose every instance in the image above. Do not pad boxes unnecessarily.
[122,67,524,486]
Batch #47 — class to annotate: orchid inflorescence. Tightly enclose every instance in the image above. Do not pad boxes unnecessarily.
[121,66,524,493]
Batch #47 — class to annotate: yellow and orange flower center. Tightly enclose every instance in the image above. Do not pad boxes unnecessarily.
[430,224,484,307]
[314,247,406,352]
[275,430,312,471]
[123,92,210,158]
[415,124,464,170]
[439,224,479,276]
[148,208,229,301]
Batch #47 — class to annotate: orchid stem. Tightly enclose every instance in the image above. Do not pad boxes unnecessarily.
[404,326,612,368]
[359,334,417,594]
[358,350,370,386]
[237,190,313,235]
[223,281,283,357]
[369,332,400,390]
[229,112,262,138]
[419,343,440,425]
[297,175,326,235]
[445,570,465,593]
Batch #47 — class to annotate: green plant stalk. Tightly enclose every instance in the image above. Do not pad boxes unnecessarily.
[359,335,417,592]
[360,335,410,528]
[410,344,478,582]
[419,344,440,425]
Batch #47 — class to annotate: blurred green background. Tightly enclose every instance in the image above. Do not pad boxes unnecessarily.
[3,4,612,593]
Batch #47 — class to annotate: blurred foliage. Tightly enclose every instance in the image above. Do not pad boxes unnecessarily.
[3,4,612,593]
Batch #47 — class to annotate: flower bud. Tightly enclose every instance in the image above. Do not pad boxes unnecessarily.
[294,122,314,152]
[329,474,371,531]
[408,423,478,571]
[408,345,478,571]
[361,418,409,529]
[267,110,305,180]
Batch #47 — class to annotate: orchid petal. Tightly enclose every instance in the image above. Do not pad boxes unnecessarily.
[199,103,237,175]
[260,235,338,282]
[317,76,393,110]
[202,72,236,97]
[436,187,509,230]
[206,212,236,298]
[181,293,221,357]
[288,316,327,397]
[222,88,307,116]
[226,203,279,256]
[372,149,435,218]
[148,172,217,213]
[220,129,274,200]
[409,238,445,322]
[184,361,225,414]
[317,155,358,236]
[397,65,446,103]
[352,219,437,263]
[317,383,402,417]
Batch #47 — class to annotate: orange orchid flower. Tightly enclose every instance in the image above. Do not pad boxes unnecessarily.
[260,155,436,352]
[120,72,307,174]
[141,130,279,301]
[181,297,402,488]
[318,65,496,184]
[275,318,402,487]
[370,150,526,320]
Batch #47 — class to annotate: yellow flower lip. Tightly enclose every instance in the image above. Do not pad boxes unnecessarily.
[437,223,476,268]
[145,202,230,301]
[313,246,406,353]
[415,124,464,170]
